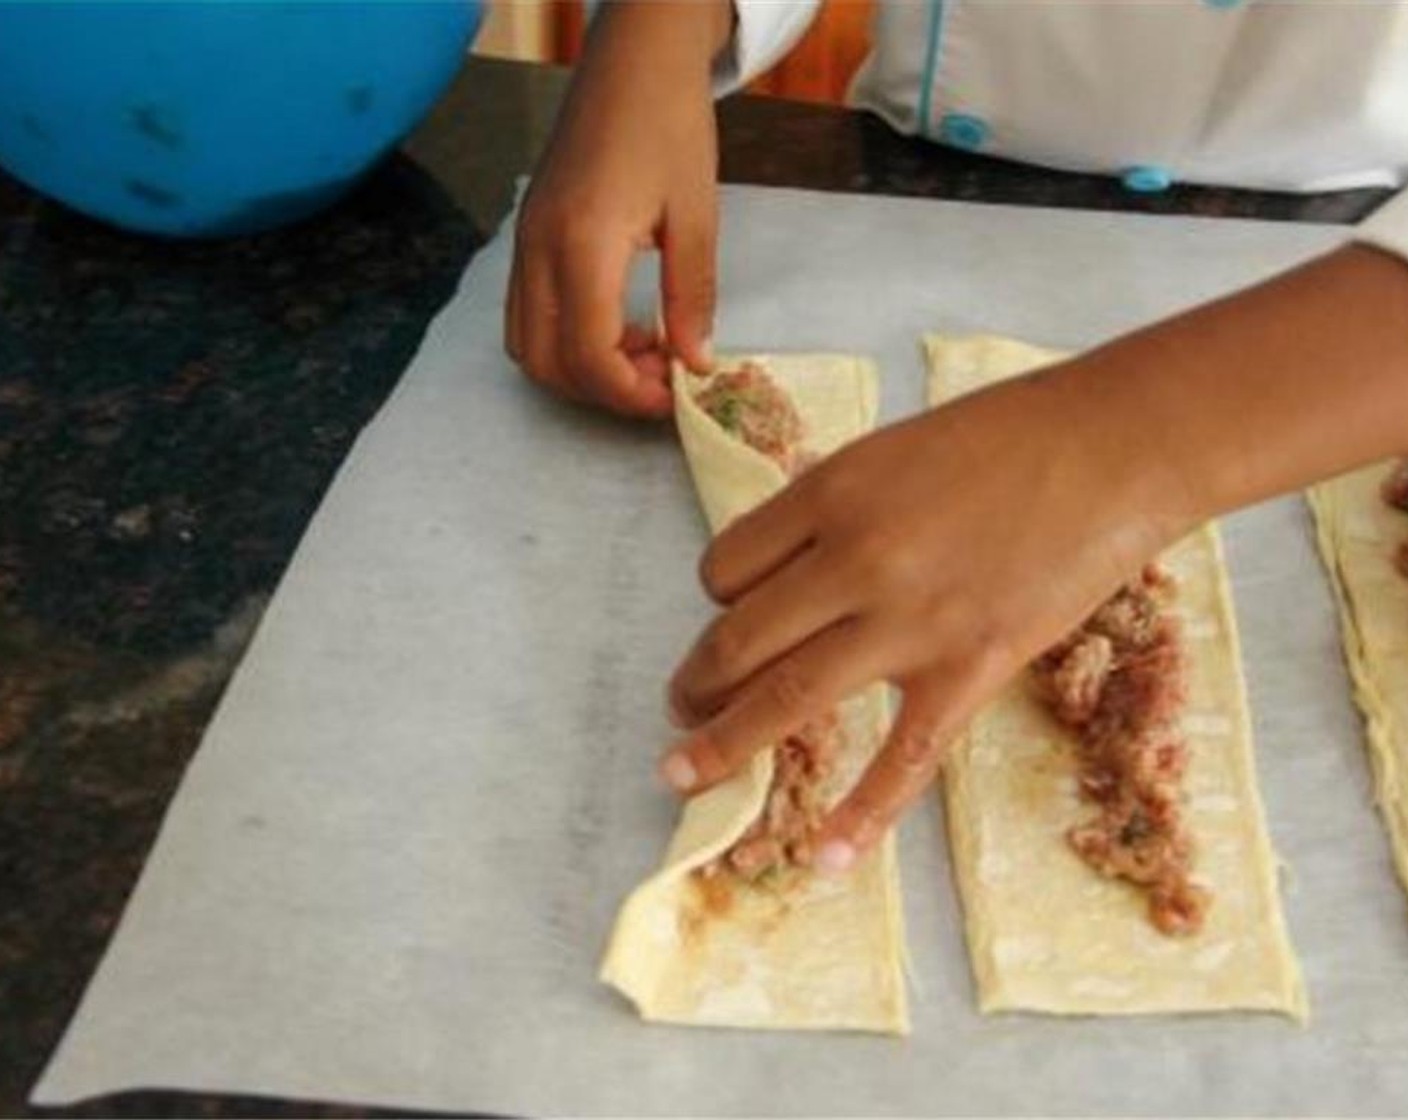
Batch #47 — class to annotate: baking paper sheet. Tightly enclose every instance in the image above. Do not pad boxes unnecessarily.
[34,186,1408,1116]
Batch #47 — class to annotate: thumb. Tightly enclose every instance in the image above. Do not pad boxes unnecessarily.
[660,188,718,374]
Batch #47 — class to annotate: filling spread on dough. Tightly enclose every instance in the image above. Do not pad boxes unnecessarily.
[1030,564,1210,936]
[1380,459,1408,575]
[706,714,842,886]
[692,363,840,892]
[695,362,809,476]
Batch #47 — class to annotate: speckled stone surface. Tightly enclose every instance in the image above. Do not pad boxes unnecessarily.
[0,56,1395,1119]
[0,155,480,1118]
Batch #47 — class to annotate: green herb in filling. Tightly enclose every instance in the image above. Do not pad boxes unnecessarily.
[712,394,743,433]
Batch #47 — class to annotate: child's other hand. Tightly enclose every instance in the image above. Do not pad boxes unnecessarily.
[659,360,1195,871]
[505,1,732,417]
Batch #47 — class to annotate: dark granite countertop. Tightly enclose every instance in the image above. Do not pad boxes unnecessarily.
[0,55,1394,1119]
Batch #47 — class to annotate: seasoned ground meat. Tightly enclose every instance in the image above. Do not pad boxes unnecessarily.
[693,362,839,890]
[711,714,842,883]
[1381,459,1408,576]
[1031,565,1210,936]
[695,362,808,476]
[1382,458,1408,513]
[1039,632,1113,726]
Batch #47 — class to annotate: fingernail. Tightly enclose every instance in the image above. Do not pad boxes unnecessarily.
[660,751,697,792]
[814,840,856,876]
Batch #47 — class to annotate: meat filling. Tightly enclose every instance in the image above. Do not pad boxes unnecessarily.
[710,715,843,883]
[693,364,839,885]
[1382,458,1408,513]
[695,362,808,476]
[1031,564,1210,936]
[1380,459,1408,576]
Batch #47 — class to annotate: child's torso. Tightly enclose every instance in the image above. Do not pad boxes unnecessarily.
[851,0,1408,191]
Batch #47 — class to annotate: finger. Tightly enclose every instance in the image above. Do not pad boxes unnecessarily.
[519,245,564,394]
[699,476,817,603]
[631,317,702,391]
[658,616,884,794]
[557,241,673,417]
[621,322,674,399]
[812,664,1001,874]
[505,234,524,365]
[660,190,717,374]
[669,544,859,726]
[630,345,673,394]
[621,321,661,354]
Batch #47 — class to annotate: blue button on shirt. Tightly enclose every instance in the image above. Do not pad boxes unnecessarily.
[938,113,989,150]
[1121,165,1173,193]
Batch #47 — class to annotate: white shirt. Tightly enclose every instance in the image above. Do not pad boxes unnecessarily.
[716,0,1408,259]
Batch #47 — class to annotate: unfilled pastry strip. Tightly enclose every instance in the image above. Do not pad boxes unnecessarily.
[1308,464,1408,896]
[599,353,909,1034]
[924,333,1305,1018]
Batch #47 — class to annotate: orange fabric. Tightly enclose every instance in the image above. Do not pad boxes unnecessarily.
[550,0,587,65]
[747,0,871,105]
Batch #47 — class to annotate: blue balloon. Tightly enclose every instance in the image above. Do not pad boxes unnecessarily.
[0,1,483,237]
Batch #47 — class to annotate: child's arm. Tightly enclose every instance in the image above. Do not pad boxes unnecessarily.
[506,1,819,415]
[660,240,1408,873]
[504,1,730,416]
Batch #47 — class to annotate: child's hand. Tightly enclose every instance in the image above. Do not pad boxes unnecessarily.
[505,0,732,417]
[658,243,1408,872]
[660,359,1195,871]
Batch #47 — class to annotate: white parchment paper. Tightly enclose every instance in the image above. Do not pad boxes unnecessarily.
[35,186,1408,1116]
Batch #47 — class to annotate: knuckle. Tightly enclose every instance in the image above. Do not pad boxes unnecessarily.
[907,590,957,649]
[971,626,1020,693]
[558,341,625,392]
[554,204,621,258]
[695,549,720,594]
[847,531,889,584]
[666,680,692,725]
[963,601,1009,660]
[554,221,597,258]
[850,815,884,851]
[929,596,1012,679]
[761,660,812,716]
[584,374,637,414]
[849,523,916,590]
[521,351,556,387]
[699,616,749,678]
[688,723,734,780]
[558,336,603,380]
[514,204,551,252]
[557,344,623,400]
[892,724,939,772]
[840,789,887,849]
[518,196,600,259]
[697,548,727,600]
